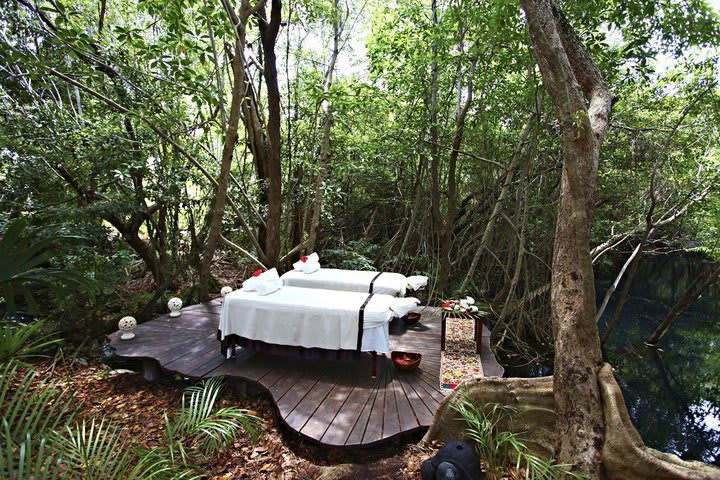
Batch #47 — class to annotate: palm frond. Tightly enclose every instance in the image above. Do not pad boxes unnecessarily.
[52,418,136,480]
[451,389,590,480]
[0,421,64,480]
[166,376,262,464]
[0,362,75,441]
[0,363,72,479]
[0,320,62,366]
[0,218,99,318]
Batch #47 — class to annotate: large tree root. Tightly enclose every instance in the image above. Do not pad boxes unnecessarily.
[421,363,720,479]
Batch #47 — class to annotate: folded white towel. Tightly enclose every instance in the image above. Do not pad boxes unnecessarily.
[390,297,420,318]
[242,276,262,291]
[294,252,319,271]
[261,267,280,281]
[303,261,321,274]
[257,278,282,295]
[242,267,280,291]
[406,275,428,291]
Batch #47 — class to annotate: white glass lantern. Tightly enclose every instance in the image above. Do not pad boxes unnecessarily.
[167,297,183,317]
[118,316,137,340]
[220,286,233,298]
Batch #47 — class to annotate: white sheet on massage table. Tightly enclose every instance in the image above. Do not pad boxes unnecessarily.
[219,286,394,352]
[280,268,407,297]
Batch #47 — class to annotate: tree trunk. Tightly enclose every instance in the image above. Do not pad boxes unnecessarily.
[422,365,720,479]
[307,0,341,254]
[257,0,283,267]
[428,0,445,290]
[198,37,245,301]
[521,0,611,477]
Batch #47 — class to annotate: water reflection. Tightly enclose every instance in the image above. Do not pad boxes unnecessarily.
[598,254,720,464]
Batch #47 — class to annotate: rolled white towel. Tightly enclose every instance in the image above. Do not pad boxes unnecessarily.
[406,275,428,291]
[303,261,321,274]
[260,267,280,281]
[390,297,420,318]
[257,278,282,295]
[242,276,262,291]
[242,267,279,291]
[294,252,319,271]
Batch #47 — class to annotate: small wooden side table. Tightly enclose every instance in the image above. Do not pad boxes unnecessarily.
[440,312,483,354]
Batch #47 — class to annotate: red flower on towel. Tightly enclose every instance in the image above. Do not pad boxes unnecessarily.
[252,268,263,277]
[301,255,308,262]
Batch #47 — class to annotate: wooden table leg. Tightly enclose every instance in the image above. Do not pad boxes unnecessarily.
[474,316,483,354]
[441,315,447,351]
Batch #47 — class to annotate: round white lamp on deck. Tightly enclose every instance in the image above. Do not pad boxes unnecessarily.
[167,297,183,317]
[220,286,233,298]
[118,316,137,340]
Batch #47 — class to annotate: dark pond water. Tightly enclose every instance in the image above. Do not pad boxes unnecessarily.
[597,253,719,464]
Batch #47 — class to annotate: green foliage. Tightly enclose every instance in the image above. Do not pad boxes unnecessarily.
[0,362,74,479]
[0,219,97,319]
[0,364,261,479]
[0,363,75,445]
[163,376,261,466]
[452,392,588,480]
[321,240,378,270]
[53,419,140,480]
[0,320,62,367]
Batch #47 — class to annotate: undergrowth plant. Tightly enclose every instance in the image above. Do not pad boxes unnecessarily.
[163,376,261,466]
[452,391,589,480]
[0,362,261,479]
[0,320,62,366]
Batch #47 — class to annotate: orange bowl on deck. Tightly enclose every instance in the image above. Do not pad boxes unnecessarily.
[391,351,421,371]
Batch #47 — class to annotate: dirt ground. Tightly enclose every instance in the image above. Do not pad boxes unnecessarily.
[51,359,437,479]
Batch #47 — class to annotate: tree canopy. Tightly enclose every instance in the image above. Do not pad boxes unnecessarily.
[1,0,720,473]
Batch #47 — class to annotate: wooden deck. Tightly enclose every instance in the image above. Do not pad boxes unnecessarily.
[108,301,503,447]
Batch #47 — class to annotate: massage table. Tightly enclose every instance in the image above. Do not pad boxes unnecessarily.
[280,268,418,297]
[218,286,418,376]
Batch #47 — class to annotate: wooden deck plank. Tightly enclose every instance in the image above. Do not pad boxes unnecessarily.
[381,371,403,440]
[345,373,383,446]
[296,377,344,439]
[390,372,419,433]
[320,371,378,446]
[315,373,366,445]
[109,304,504,448]
[395,371,436,427]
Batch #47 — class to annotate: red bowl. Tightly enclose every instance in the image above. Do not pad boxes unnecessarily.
[402,312,421,325]
[391,351,421,371]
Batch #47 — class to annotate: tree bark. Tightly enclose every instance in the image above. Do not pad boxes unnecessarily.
[521,0,611,477]
[257,0,283,266]
[307,0,341,254]
[428,0,445,290]
[198,35,245,301]
[422,365,720,479]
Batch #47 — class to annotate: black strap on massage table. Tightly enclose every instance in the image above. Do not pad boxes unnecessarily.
[357,293,374,351]
[368,272,383,293]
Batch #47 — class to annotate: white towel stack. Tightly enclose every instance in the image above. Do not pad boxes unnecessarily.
[257,278,282,295]
[293,252,321,274]
[390,297,420,318]
[242,267,282,295]
[406,275,429,291]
